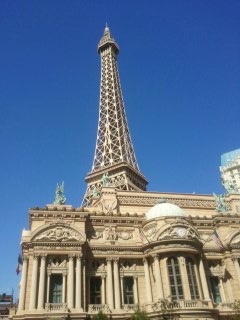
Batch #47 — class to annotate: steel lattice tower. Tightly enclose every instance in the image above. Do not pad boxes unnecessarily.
[83,26,147,205]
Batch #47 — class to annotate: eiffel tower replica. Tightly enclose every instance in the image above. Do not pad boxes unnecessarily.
[83,25,148,205]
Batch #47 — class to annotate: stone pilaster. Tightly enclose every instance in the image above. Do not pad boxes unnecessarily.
[113,258,121,309]
[133,276,139,304]
[75,256,82,309]
[179,257,191,300]
[153,255,164,300]
[62,272,67,303]
[106,258,114,309]
[67,255,74,308]
[101,275,106,304]
[143,258,153,303]
[199,258,211,300]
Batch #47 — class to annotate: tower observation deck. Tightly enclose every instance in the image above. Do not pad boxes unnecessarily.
[83,26,147,205]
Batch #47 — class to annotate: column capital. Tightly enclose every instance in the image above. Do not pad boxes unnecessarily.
[143,257,148,264]
[113,257,119,263]
[101,274,106,279]
[152,254,159,261]
[76,254,82,260]
[32,254,39,260]
[68,254,75,260]
[22,256,29,262]
[106,257,112,263]
[41,254,47,260]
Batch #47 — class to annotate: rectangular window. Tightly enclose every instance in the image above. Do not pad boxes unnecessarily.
[186,258,200,300]
[167,257,184,300]
[50,274,62,303]
[90,277,101,304]
[123,277,134,304]
[210,277,221,304]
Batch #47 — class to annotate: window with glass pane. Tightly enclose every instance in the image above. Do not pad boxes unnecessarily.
[123,277,134,304]
[90,277,101,304]
[167,257,184,300]
[49,274,62,303]
[210,277,221,304]
[186,258,200,299]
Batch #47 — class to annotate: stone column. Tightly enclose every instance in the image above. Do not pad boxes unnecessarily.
[113,258,121,309]
[199,258,211,300]
[83,259,86,312]
[153,255,164,300]
[67,255,74,308]
[120,276,124,305]
[46,272,50,303]
[18,257,28,310]
[62,273,66,303]
[233,258,240,286]
[143,258,153,303]
[37,255,46,309]
[101,275,106,304]
[106,258,114,309]
[75,256,82,309]
[133,276,139,304]
[193,256,204,300]
[29,255,39,309]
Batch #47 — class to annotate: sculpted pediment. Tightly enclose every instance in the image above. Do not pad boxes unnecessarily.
[32,224,85,243]
[155,223,199,242]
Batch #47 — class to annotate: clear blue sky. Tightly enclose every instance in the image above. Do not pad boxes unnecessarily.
[1,0,240,299]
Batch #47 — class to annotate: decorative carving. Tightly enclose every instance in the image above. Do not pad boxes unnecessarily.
[105,226,117,240]
[157,226,198,241]
[35,226,83,242]
[120,261,136,271]
[209,263,226,278]
[117,230,133,240]
[99,198,118,215]
[89,230,104,240]
[47,257,67,268]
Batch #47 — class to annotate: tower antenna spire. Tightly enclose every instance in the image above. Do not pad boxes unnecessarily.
[82,26,147,205]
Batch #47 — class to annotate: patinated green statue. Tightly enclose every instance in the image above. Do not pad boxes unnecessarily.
[102,172,110,187]
[54,182,66,205]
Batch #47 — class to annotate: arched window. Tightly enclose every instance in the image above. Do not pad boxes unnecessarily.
[186,257,200,300]
[167,257,184,300]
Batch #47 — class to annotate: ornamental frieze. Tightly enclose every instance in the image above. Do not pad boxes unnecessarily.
[118,196,216,209]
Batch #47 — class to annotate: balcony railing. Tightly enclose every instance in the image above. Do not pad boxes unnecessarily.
[122,304,139,312]
[151,299,212,311]
[88,304,110,313]
[45,303,68,312]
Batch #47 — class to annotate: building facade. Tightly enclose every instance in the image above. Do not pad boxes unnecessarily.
[221,149,240,194]
[11,27,240,320]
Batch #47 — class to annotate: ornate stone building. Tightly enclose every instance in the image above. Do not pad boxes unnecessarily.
[11,26,240,320]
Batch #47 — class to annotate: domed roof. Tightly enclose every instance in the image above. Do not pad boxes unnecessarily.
[145,202,185,220]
